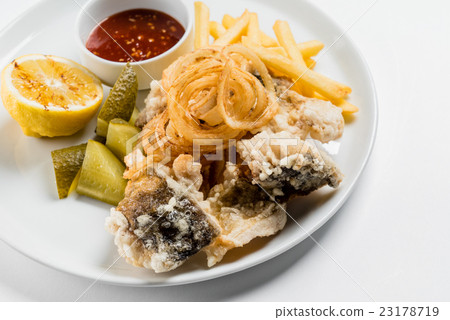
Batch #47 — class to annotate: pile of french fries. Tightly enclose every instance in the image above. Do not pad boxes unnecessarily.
[194,2,358,114]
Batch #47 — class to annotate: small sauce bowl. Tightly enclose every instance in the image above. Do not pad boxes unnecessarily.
[75,0,194,90]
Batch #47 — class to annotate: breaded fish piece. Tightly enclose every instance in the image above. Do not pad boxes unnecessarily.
[106,155,220,273]
[203,129,343,266]
[265,77,345,144]
[237,130,343,199]
[204,163,287,267]
[135,80,167,129]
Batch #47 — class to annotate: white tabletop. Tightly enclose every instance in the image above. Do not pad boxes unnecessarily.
[1,0,449,302]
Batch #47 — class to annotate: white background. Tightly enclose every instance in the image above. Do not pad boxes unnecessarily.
[0,0,449,302]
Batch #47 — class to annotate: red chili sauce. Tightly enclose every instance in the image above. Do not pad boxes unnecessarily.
[86,9,185,63]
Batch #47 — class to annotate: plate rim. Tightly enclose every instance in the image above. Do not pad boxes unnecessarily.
[0,0,378,287]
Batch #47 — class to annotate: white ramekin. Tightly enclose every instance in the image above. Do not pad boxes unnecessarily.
[75,0,194,90]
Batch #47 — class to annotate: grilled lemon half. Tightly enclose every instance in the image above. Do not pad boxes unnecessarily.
[1,54,103,137]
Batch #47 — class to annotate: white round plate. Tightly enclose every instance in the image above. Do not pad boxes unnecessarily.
[0,0,377,286]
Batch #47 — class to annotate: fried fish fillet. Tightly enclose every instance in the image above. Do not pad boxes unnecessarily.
[237,130,343,199]
[106,155,220,273]
[135,80,167,129]
[202,129,343,266]
[265,77,345,144]
[204,163,287,267]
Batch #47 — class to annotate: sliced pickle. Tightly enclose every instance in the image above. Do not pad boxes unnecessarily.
[68,169,81,195]
[51,143,87,199]
[109,118,128,125]
[96,63,138,137]
[129,107,140,126]
[106,119,140,161]
[76,140,127,206]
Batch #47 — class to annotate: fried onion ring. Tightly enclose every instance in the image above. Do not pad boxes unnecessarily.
[142,44,278,159]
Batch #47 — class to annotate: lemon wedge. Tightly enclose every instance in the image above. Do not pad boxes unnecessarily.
[1,54,103,137]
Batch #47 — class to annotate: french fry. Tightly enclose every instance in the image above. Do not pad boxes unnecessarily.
[200,6,356,113]
[273,20,306,66]
[260,32,279,47]
[305,58,316,69]
[262,48,316,92]
[273,20,313,97]
[267,48,316,71]
[223,14,278,47]
[297,40,325,58]
[214,10,250,46]
[247,13,260,42]
[245,40,352,101]
[222,14,236,29]
[268,67,288,79]
[242,35,278,51]
[267,46,288,57]
[291,82,305,96]
[209,21,226,39]
[334,99,359,114]
[246,40,317,71]
[264,41,326,57]
[314,93,359,114]
[194,2,210,49]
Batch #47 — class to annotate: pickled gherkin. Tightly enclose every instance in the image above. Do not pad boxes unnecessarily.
[128,107,140,126]
[106,119,140,161]
[51,143,87,199]
[76,140,127,206]
[96,63,138,137]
